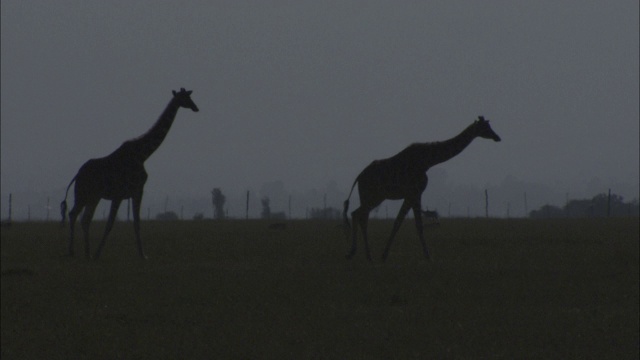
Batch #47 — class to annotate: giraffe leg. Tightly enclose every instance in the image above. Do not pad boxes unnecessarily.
[80,201,98,259]
[381,200,412,261]
[94,199,122,259]
[347,207,373,261]
[131,192,147,259]
[67,204,83,257]
[359,210,373,261]
[412,204,430,260]
[346,208,360,260]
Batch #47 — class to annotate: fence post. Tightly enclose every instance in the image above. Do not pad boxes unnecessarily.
[485,189,489,218]
[246,191,250,220]
[9,193,12,224]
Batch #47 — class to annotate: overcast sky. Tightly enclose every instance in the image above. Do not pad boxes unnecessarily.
[1,1,638,217]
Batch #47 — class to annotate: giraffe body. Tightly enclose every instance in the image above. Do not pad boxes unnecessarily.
[343,116,501,261]
[61,88,199,259]
[74,151,148,201]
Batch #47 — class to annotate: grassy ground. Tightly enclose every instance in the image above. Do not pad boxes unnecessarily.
[2,218,638,359]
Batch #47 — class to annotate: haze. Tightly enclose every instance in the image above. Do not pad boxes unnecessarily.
[1,1,638,220]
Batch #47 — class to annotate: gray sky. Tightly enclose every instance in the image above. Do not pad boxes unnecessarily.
[2,1,639,218]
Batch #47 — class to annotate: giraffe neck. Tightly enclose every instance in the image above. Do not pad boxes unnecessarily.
[416,123,478,171]
[127,97,181,162]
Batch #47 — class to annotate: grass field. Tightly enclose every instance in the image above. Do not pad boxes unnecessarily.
[2,218,638,359]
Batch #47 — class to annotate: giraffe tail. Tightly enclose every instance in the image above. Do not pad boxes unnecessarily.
[60,175,77,227]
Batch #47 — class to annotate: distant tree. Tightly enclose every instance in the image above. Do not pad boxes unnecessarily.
[212,188,226,220]
[529,204,564,219]
[565,199,593,218]
[592,192,632,217]
[422,210,440,224]
[156,211,179,221]
[530,192,639,218]
[261,197,271,219]
[193,212,204,221]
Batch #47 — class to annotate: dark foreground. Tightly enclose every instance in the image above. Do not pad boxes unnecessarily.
[2,218,638,359]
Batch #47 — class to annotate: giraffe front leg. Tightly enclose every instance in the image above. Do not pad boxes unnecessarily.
[131,193,147,260]
[382,201,411,261]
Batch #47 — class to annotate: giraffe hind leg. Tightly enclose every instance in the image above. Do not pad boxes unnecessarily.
[381,200,412,261]
[80,201,99,259]
[346,207,373,261]
[67,204,83,256]
[94,199,122,259]
[346,208,359,260]
[359,210,372,261]
[347,193,382,261]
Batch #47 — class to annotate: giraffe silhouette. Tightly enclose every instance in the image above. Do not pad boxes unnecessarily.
[60,88,199,259]
[343,116,501,261]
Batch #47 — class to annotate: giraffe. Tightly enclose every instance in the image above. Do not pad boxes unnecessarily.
[60,88,199,259]
[343,116,501,261]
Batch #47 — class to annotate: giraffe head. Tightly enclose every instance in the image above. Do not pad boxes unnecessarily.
[172,88,200,112]
[474,116,501,142]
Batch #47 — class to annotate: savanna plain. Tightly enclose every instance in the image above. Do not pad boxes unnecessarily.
[2,217,638,359]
